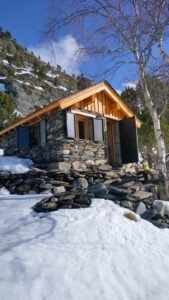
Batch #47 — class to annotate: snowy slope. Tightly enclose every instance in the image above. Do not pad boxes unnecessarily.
[0,198,169,300]
[0,156,33,174]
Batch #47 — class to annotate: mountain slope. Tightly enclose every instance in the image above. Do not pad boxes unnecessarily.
[0,28,93,117]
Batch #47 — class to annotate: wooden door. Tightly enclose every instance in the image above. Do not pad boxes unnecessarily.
[107,119,115,164]
[119,116,138,163]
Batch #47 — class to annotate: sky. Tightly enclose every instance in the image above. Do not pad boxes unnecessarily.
[0,0,136,92]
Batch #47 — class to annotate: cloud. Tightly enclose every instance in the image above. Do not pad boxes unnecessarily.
[28,35,85,74]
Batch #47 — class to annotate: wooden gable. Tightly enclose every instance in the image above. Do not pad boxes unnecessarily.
[69,91,125,121]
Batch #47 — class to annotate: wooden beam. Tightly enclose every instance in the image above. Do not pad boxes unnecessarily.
[70,109,96,119]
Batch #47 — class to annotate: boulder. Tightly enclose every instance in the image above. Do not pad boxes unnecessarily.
[121,200,133,209]
[72,178,88,192]
[153,200,169,217]
[88,183,107,194]
[72,161,87,171]
[53,186,66,195]
[132,191,153,201]
[136,202,147,216]
[141,209,157,221]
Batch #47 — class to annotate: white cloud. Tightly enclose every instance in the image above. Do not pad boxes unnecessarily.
[122,81,137,90]
[28,35,85,74]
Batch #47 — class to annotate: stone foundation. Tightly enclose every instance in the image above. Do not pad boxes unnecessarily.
[0,109,108,170]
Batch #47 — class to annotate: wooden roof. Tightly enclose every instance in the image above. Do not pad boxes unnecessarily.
[0,81,141,137]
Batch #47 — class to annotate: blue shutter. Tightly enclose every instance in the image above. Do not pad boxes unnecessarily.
[17,127,29,148]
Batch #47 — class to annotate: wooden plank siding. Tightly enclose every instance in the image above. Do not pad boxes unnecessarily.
[70,91,125,121]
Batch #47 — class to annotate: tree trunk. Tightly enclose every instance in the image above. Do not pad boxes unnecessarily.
[139,71,169,199]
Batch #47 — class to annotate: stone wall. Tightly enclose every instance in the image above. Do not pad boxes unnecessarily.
[0,109,108,170]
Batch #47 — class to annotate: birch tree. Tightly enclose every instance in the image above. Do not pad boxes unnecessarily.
[46,0,169,195]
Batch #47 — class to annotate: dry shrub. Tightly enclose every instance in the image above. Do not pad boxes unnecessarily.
[123,211,139,222]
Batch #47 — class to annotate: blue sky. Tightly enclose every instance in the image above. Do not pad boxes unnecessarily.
[0,0,136,92]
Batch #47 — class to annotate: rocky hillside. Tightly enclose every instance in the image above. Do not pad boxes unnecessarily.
[0,28,93,117]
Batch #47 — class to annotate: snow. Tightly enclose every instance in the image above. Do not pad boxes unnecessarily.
[13,109,23,117]
[34,85,44,91]
[58,85,68,91]
[2,59,9,65]
[0,197,169,300]
[0,187,10,195]
[46,71,58,78]
[0,76,6,79]
[15,71,32,75]
[0,156,33,174]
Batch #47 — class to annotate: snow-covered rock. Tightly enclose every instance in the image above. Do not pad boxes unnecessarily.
[0,156,33,174]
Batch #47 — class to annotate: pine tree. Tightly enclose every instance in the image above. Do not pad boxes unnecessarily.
[0,93,19,130]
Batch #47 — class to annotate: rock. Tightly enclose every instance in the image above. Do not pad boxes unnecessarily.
[124,163,137,173]
[121,200,133,209]
[95,193,117,200]
[0,170,11,176]
[72,178,88,192]
[151,219,168,229]
[97,165,112,171]
[85,160,95,167]
[88,183,107,194]
[153,200,169,217]
[136,202,147,216]
[48,162,71,172]
[141,209,157,221]
[53,186,66,195]
[152,201,165,217]
[110,186,130,196]
[40,190,52,194]
[33,198,58,212]
[130,184,142,192]
[16,184,31,193]
[103,171,118,179]
[72,161,87,171]
[28,190,38,194]
[132,191,153,201]
[39,183,53,189]
[73,196,92,208]
[121,181,135,188]
[95,159,107,165]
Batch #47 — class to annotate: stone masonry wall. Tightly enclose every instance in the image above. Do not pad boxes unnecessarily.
[0,109,108,170]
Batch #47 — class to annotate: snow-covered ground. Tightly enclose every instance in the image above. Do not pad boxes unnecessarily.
[0,156,33,174]
[0,197,169,300]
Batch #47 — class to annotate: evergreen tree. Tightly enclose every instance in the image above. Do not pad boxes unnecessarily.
[0,93,18,130]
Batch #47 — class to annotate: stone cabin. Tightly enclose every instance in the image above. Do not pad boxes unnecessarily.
[0,81,141,171]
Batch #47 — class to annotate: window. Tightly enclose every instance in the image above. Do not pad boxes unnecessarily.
[76,115,92,140]
[17,119,46,148]
[66,111,104,142]
[29,123,40,147]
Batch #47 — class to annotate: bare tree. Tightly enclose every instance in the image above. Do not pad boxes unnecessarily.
[45,0,169,196]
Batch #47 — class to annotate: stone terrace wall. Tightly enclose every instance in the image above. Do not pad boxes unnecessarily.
[0,109,108,169]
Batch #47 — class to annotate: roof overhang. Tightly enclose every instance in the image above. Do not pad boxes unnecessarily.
[0,81,141,137]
